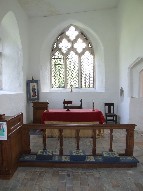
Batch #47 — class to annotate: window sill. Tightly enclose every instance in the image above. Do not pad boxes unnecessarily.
[0,91,23,95]
[47,88,98,93]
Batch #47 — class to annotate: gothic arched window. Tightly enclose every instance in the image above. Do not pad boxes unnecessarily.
[51,25,95,89]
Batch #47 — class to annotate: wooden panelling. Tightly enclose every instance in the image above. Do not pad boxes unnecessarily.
[32,102,48,123]
[0,113,30,179]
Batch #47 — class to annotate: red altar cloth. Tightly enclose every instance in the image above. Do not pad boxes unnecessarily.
[42,109,105,124]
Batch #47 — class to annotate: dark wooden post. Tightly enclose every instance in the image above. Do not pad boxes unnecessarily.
[43,129,46,150]
[125,129,134,156]
[75,129,80,150]
[109,129,113,152]
[59,129,63,155]
[92,129,96,155]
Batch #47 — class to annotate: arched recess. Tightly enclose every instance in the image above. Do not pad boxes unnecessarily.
[139,69,143,97]
[128,57,143,98]
[40,20,105,92]
[0,11,23,92]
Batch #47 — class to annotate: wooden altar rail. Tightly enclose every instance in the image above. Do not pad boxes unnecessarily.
[23,123,136,156]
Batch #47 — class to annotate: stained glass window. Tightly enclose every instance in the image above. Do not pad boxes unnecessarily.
[51,25,94,89]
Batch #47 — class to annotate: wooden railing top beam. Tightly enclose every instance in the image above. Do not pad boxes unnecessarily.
[23,123,136,130]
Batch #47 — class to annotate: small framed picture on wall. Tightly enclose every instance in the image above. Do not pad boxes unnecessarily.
[27,79,39,102]
[0,122,7,140]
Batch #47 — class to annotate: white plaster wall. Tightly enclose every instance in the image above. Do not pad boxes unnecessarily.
[0,0,29,123]
[1,11,23,92]
[129,97,143,131]
[41,92,119,112]
[128,58,143,98]
[28,91,119,123]
[27,9,119,122]
[118,0,143,129]
[0,93,26,122]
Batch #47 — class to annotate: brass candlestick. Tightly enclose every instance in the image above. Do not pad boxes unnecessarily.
[70,85,73,92]
[92,100,95,111]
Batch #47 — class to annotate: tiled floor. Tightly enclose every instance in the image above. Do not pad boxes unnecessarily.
[0,129,143,191]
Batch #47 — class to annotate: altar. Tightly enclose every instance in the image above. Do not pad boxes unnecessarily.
[42,109,105,137]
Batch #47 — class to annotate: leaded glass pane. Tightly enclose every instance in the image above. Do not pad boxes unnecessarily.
[67,51,78,88]
[53,42,57,48]
[81,51,94,88]
[51,25,95,89]
[66,25,78,41]
[59,38,71,54]
[51,51,65,88]
[74,38,86,53]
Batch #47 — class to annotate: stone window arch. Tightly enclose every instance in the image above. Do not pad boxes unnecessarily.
[51,25,95,89]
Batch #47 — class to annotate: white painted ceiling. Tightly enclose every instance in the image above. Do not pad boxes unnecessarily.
[18,0,120,17]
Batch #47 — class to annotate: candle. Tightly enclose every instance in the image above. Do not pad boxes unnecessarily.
[47,100,49,110]
[93,100,95,111]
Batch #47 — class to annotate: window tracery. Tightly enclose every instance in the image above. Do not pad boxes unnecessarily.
[51,25,95,89]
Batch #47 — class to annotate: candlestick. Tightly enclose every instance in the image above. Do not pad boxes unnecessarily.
[47,100,49,110]
[92,100,95,111]
[70,84,73,92]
